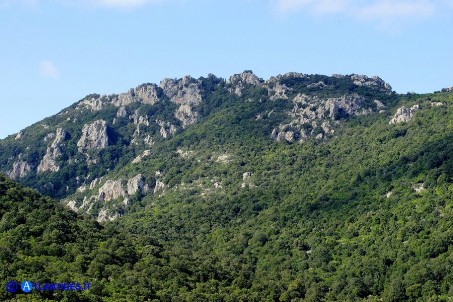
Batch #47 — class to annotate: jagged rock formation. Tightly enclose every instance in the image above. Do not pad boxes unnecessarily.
[175,104,199,128]
[441,86,453,93]
[77,84,161,112]
[389,105,420,124]
[160,76,202,105]
[350,74,392,91]
[157,120,177,138]
[127,174,146,195]
[8,161,31,179]
[98,179,125,202]
[228,70,263,96]
[37,128,67,173]
[272,93,372,143]
[77,120,109,152]
[132,150,152,164]
[1,70,397,215]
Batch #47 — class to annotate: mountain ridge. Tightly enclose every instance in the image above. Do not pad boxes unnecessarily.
[1,71,453,300]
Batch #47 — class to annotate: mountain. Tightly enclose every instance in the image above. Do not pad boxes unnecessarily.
[0,71,394,221]
[1,71,453,301]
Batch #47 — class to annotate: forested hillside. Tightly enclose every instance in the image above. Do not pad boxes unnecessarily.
[1,72,452,301]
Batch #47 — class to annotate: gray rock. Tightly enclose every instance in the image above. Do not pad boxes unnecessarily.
[175,104,199,128]
[228,71,262,96]
[127,174,147,195]
[37,128,67,173]
[160,76,202,105]
[97,179,125,202]
[389,105,420,124]
[116,106,127,118]
[8,161,31,179]
[77,120,109,152]
[154,180,165,194]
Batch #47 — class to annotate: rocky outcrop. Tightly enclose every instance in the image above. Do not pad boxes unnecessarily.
[441,87,453,92]
[8,161,31,179]
[116,106,127,118]
[350,74,392,92]
[160,76,202,105]
[37,128,67,173]
[77,120,109,152]
[76,84,161,112]
[132,150,152,164]
[97,179,125,202]
[154,180,165,194]
[175,104,199,128]
[389,105,420,124]
[127,174,147,195]
[157,120,177,138]
[97,208,119,223]
[228,71,263,96]
[268,83,290,100]
[272,93,372,143]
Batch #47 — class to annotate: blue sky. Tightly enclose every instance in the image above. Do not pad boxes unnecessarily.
[1,0,452,139]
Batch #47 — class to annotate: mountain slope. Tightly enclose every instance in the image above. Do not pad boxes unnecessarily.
[1,72,453,301]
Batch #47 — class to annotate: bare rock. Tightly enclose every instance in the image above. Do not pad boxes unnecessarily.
[37,128,67,173]
[132,150,152,164]
[175,104,199,128]
[77,120,109,152]
[228,71,263,96]
[268,83,291,100]
[389,105,420,124]
[8,161,31,179]
[97,208,119,223]
[154,180,165,194]
[157,120,177,138]
[116,106,128,118]
[127,174,147,195]
[160,76,202,105]
[77,96,104,112]
[351,74,392,92]
[98,179,125,202]
[243,172,253,180]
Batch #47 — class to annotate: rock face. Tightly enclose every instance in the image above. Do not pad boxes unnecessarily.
[272,93,372,143]
[8,161,31,179]
[132,150,152,164]
[37,128,67,173]
[441,87,453,92]
[127,174,146,195]
[175,104,199,128]
[157,120,177,138]
[351,74,392,91]
[160,76,202,105]
[389,105,420,124]
[77,120,109,152]
[228,70,262,96]
[76,84,162,112]
[97,179,125,202]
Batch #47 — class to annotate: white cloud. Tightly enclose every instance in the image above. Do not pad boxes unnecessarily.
[39,61,60,79]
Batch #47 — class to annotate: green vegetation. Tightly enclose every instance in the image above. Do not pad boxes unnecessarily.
[1,74,453,301]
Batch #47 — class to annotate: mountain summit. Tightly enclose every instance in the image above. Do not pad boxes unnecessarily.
[1,71,453,301]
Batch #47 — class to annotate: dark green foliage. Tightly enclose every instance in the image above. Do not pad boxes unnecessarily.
[1,76,453,300]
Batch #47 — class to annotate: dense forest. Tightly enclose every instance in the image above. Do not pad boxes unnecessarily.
[1,72,453,301]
